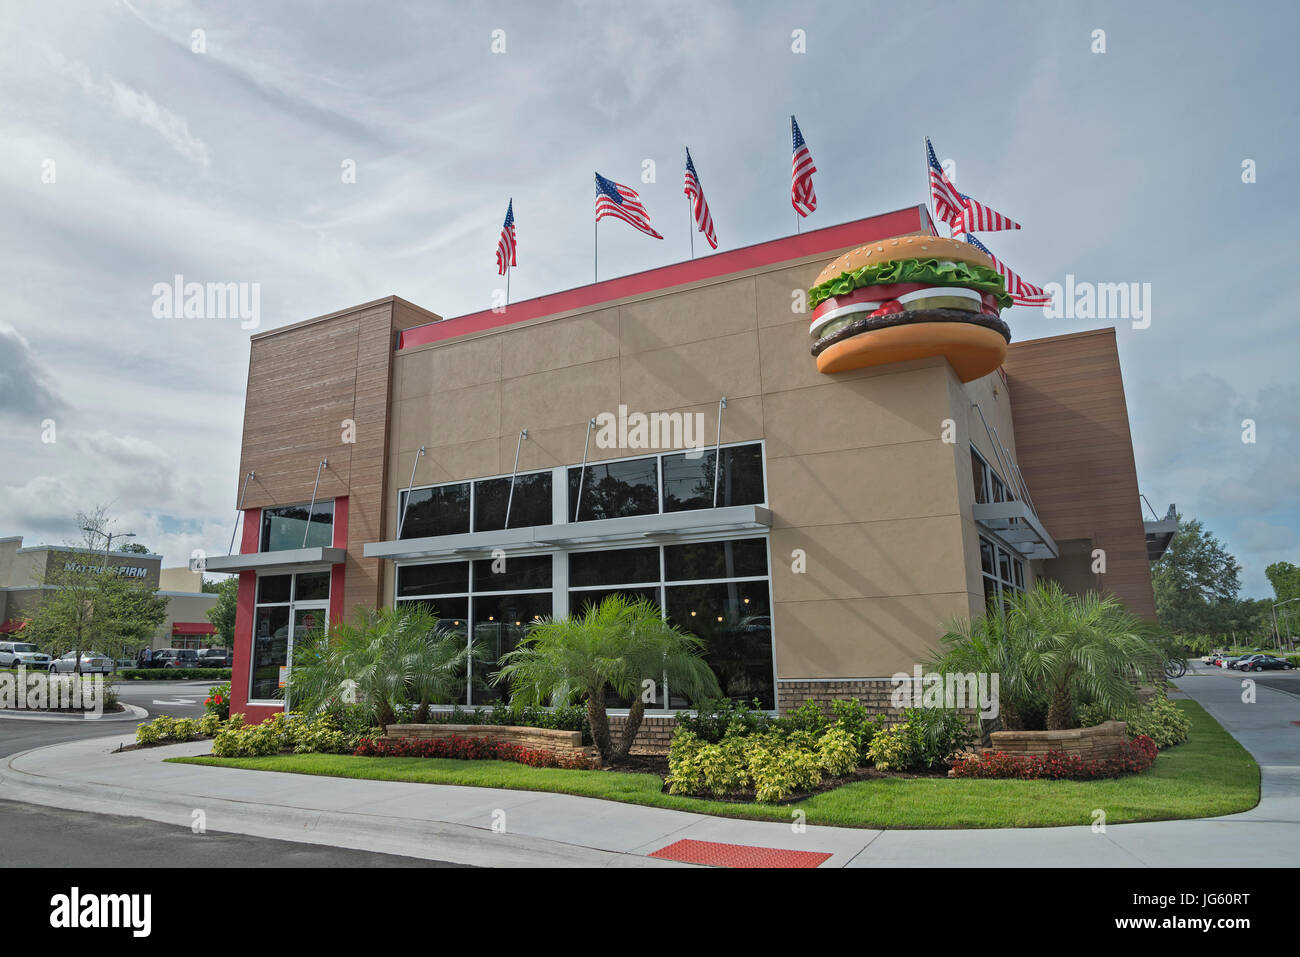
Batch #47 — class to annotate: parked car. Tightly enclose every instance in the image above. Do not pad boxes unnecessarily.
[1225,655,1259,670]
[48,651,115,675]
[1202,649,1228,665]
[1238,654,1295,672]
[151,648,201,669]
[196,648,233,668]
[0,641,53,670]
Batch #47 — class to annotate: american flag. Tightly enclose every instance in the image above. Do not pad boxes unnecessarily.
[926,137,965,228]
[683,148,718,249]
[951,193,1022,233]
[962,233,1052,307]
[790,115,817,217]
[594,172,663,239]
[495,199,516,276]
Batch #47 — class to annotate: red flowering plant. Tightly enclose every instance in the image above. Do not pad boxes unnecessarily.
[353,734,595,770]
[204,683,231,720]
[949,735,1158,780]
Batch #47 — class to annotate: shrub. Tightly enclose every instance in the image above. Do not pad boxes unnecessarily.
[747,739,823,803]
[674,698,774,743]
[119,668,232,681]
[904,707,975,769]
[950,735,1158,779]
[1076,695,1190,749]
[816,726,860,777]
[204,683,231,720]
[866,724,911,771]
[198,712,224,737]
[1124,696,1190,749]
[776,700,830,736]
[830,699,885,764]
[170,718,201,741]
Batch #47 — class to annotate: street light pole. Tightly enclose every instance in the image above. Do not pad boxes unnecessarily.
[80,525,134,675]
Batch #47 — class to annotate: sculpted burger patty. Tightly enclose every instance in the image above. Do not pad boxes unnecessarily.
[810,307,1011,357]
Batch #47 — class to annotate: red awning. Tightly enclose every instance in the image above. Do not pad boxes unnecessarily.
[0,620,26,633]
[172,622,217,636]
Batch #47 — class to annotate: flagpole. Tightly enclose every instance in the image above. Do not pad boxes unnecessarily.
[923,136,936,236]
[506,263,510,306]
[593,176,598,283]
[687,195,694,260]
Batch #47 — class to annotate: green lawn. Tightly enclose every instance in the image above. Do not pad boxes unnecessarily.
[169,699,1259,828]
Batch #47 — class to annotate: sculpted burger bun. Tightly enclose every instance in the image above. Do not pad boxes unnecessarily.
[812,235,996,288]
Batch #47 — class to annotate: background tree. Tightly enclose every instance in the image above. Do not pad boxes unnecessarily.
[22,509,168,671]
[205,576,239,647]
[1265,562,1300,603]
[117,541,151,555]
[1152,514,1246,638]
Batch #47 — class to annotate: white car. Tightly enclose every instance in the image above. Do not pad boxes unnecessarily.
[48,651,115,675]
[0,641,53,670]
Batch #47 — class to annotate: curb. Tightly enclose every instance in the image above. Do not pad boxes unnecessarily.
[0,740,680,868]
[0,702,148,723]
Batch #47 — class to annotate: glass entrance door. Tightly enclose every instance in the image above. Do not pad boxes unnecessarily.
[284,603,328,709]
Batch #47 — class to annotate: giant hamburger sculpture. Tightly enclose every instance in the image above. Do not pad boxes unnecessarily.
[807,235,1012,381]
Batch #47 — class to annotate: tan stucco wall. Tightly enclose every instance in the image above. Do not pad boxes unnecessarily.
[387,254,992,679]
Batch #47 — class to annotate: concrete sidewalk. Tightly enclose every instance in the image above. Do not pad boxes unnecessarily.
[0,674,1294,867]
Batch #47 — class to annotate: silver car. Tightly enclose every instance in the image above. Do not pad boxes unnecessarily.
[0,641,52,670]
[48,651,115,675]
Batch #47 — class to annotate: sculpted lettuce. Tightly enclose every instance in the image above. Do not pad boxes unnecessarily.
[809,258,1012,309]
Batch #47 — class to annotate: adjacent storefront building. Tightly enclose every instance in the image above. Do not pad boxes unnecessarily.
[208,206,1159,733]
[0,537,218,652]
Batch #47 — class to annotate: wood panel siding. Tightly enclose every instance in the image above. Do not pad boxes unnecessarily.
[1001,328,1156,619]
[233,296,439,612]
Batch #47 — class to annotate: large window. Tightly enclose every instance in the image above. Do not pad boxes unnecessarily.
[398,470,552,539]
[570,442,765,523]
[394,558,553,705]
[260,502,334,552]
[979,536,1025,612]
[971,447,1013,506]
[249,571,330,702]
[397,443,766,539]
[662,444,765,512]
[568,537,774,709]
[568,458,660,521]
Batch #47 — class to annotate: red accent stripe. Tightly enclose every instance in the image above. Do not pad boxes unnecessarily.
[172,622,217,635]
[399,206,932,350]
[649,838,832,869]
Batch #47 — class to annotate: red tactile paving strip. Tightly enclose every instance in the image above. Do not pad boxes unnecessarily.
[649,838,832,868]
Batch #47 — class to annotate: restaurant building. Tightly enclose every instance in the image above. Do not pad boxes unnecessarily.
[0,537,218,651]
[207,206,1160,734]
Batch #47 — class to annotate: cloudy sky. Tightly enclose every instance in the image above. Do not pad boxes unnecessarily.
[0,0,1295,597]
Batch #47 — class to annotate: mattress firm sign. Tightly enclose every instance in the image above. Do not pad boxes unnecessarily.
[62,562,150,579]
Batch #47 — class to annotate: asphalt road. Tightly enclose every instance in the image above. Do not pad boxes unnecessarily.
[0,679,457,867]
[0,798,465,867]
[0,679,213,760]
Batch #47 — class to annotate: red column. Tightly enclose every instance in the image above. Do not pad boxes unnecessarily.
[329,496,348,629]
[229,508,277,721]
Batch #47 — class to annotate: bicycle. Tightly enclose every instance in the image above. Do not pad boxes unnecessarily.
[1162,655,1187,679]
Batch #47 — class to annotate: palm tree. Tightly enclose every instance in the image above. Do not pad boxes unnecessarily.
[1012,583,1161,729]
[936,582,1162,731]
[931,605,1041,732]
[495,595,721,763]
[286,604,479,728]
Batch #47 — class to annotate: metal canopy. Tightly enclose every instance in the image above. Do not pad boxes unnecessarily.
[364,505,773,562]
[972,501,1059,560]
[1144,503,1178,562]
[202,546,346,575]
